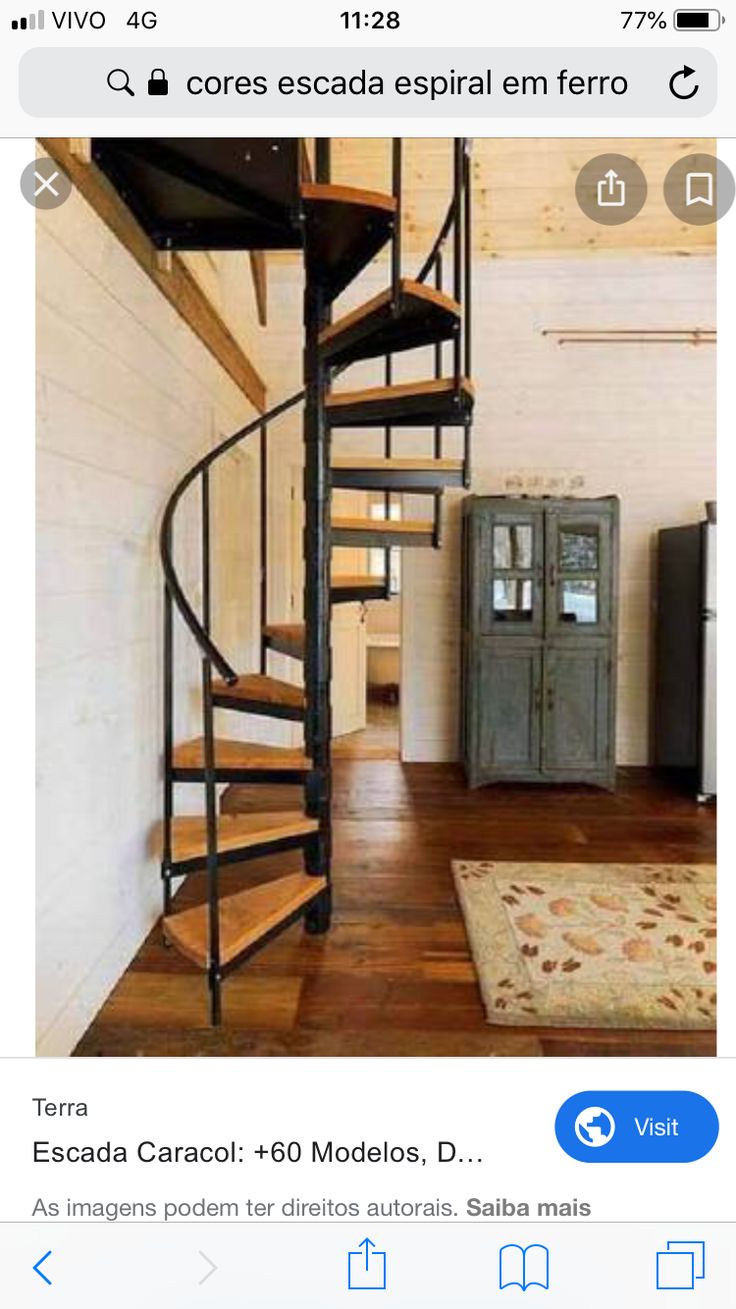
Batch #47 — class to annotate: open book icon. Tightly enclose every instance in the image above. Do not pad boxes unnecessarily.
[499,1243,550,1291]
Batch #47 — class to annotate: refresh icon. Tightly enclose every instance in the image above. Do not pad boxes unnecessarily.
[669,64,699,99]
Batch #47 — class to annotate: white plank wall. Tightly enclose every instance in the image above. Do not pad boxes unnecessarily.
[400,256,716,764]
[36,189,264,1055]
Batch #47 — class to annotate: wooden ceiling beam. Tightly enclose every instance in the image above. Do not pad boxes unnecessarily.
[249,250,268,326]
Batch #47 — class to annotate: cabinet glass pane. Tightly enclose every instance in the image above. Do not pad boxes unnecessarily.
[560,579,598,624]
[493,578,533,621]
[493,524,533,570]
[560,528,599,572]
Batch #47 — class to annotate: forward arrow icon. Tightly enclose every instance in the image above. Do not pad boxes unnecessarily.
[198,1250,217,1285]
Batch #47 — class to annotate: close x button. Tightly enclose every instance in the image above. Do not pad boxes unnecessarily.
[555,1091,719,1162]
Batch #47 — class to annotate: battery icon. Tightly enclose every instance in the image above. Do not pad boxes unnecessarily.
[673,9,722,28]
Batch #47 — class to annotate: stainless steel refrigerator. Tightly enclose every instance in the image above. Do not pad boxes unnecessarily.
[655,516,716,800]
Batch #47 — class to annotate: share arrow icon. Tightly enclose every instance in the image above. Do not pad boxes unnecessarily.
[33,1250,53,1285]
[348,1237,387,1289]
[359,1237,376,1270]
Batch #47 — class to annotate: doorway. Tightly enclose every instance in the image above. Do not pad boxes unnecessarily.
[289,471,402,760]
[351,493,402,760]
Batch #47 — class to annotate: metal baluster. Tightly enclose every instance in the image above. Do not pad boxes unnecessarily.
[383,352,392,597]
[201,467,211,636]
[433,251,444,548]
[200,466,221,1021]
[202,656,221,1025]
[453,138,463,388]
[315,138,330,184]
[391,137,402,310]
[259,422,268,673]
[463,139,473,487]
[385,138,403,590]
[162,576,173,918]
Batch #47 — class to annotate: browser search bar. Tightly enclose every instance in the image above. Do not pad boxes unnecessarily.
[19,47,717,117]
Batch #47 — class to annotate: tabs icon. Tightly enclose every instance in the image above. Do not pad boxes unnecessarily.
[656,1239,706,1290]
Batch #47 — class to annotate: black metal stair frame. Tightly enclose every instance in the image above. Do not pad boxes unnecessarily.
[101,135,475,1025]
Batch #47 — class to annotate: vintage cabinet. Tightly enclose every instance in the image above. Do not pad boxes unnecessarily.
[461,496,618,788]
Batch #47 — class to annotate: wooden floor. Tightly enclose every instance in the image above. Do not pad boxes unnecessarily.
[332,698,400,760]
[73,765,716,1057]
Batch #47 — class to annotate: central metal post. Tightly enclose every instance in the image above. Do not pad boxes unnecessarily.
[302,276,333,923]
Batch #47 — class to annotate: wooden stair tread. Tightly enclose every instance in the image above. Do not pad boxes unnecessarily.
[318,280,460,365]
[172,737,308,772]
[331,573,385,589]
[332,456,463,472]
[330,573,387,601]
[332,516,434,534]
[326,377,474,429]
[301,181,396,213]
[327,378,474,407]
[263,623,306,658]
[320,280,459,345]
[164,872,327,968]
[155,812,318,863]
[330,454,465,492]
[301,182,396,302]
[211,673,304,709]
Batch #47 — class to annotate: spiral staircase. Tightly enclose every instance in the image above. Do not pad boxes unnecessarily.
[92,137,474,1024]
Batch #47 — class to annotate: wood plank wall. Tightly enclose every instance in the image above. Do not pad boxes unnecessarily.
[329,137,718,257]
[399,255,716,763]
[36,169,266,1054]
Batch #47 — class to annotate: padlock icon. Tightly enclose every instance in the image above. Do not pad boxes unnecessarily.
[147,68,169,96]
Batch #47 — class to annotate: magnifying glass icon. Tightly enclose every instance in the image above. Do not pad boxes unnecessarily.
[107,68,135,97]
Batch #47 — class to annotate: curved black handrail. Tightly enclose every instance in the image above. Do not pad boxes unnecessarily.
[415,196,455,286]
[159,142,467,684]
[159,387,305,683]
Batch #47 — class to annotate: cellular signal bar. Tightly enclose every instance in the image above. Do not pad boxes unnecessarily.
[11,8,45,30]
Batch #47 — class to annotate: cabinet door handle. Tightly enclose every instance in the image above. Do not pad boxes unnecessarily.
[546,685,555,712]
[549,562,557,587]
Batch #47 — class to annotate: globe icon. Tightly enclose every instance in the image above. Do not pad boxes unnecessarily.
[574,1105,616,1147]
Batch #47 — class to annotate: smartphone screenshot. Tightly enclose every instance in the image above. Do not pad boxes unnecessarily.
[0,0,732,1302]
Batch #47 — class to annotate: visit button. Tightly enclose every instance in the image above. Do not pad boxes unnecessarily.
[556,1091,719,1162]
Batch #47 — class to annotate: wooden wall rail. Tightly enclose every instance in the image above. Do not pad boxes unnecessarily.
[39,138,267,413]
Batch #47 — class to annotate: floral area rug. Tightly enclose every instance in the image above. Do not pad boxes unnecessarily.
[452,861,716,1030]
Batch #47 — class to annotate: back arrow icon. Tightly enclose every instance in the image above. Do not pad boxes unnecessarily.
[33,1251,53,1285]
[669,65,699,99]
[198,1250,217,1285]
